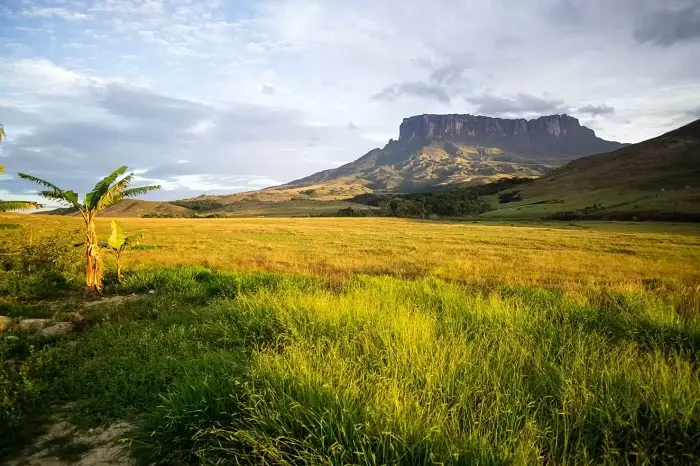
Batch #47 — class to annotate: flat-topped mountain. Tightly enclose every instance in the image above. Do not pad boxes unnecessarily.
[286,114,625,192]
[399,114,623,157]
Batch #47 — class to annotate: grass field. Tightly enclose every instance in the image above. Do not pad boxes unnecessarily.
[5,215,700,288]
[1,216,700,464]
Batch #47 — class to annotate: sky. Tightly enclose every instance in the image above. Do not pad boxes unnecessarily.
[1,0,699,203]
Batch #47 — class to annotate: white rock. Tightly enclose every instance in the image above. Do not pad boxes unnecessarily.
[39,322,76,337]
[17,319,54,332]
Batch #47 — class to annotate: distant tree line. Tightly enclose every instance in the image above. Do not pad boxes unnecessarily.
[341,177,534,219]
[170,199,226,212]
[544,209,700,223]
[143,212,227,219]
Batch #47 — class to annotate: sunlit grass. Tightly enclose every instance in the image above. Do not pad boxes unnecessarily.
[6,269,692,465]
[3,216,700,290]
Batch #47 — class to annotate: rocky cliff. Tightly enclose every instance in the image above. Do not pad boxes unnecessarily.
[398,114,623,157]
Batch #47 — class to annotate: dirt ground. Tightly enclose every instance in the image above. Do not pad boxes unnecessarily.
[6,420,133,466]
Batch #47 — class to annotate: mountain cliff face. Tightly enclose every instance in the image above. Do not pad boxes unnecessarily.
[398,114,623,157]
[400,114,583,140]
[287,114,626,193]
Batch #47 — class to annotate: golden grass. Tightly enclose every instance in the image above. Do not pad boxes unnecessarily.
[3,215,699,289]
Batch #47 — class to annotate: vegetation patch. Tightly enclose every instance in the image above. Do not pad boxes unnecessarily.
[345,177,533,219]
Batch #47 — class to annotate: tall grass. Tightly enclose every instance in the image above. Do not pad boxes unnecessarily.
[2,267,699,464]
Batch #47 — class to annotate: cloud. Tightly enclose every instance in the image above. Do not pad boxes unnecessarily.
[547,0,586,26]
[0,59,96,94]
[577,104,615,116]
[430,59,473,86]
[0,104,42,128]
[634,4,700,46]
[373,57,471,103]
[466,93,569,116]
[374,81,452,103]
[261,85,276,95]
[92,84,212,128]
[22,7,92,21]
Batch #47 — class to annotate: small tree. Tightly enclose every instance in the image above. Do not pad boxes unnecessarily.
[0,124,41,212]
[102,220,142,281]
[18,166,160,293]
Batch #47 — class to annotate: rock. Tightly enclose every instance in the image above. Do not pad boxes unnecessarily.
[17,319,54,332]
[0,315,11,333]
[39,322,76,337]
[83,294,142,308]
[397,113,624,155]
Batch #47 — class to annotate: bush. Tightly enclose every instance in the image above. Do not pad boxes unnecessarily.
[498,190,523,203]
[0,232,82,299]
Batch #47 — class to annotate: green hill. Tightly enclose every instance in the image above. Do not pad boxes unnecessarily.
[485,119,700,221]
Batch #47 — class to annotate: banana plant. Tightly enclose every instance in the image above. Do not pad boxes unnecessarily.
[101,220,142,281]
[0,124,41,212]
[18,166,160,293]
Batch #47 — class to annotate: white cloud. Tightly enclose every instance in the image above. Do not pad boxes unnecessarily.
[247,177,283,187]
[22,7,92,21]
[133,174,247,192]
[0,59,88,93]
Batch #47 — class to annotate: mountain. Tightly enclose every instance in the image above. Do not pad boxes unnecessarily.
[485,119,700,220]
[287,114,625,193]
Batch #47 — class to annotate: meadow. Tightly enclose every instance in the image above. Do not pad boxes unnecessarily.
[1,215,700,465]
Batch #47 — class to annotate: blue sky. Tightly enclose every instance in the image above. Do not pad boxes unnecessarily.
[1,0,699,203]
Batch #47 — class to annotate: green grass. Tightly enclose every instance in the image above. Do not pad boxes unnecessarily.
[2,267,699,464]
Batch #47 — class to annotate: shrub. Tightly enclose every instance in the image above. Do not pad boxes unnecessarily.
[0,232,82,299]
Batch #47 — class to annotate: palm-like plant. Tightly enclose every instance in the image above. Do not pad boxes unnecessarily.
[101,220,142,281]
[0,124,42,212]
[0,166,42,212]
[18,166,160,293]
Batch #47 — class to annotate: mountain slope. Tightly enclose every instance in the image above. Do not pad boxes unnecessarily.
[287,114,625,193]
[41,200,192,217]
[102,200,192,217]
[486,119,700,220]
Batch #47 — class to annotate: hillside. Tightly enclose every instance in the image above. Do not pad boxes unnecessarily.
[42,200,191,217]
[286,114,625,192]
[486,119,700,220]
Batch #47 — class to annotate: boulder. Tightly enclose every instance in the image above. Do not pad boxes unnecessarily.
[0,315,12,333]
[16,319,54,332]
[39,322,76,337]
